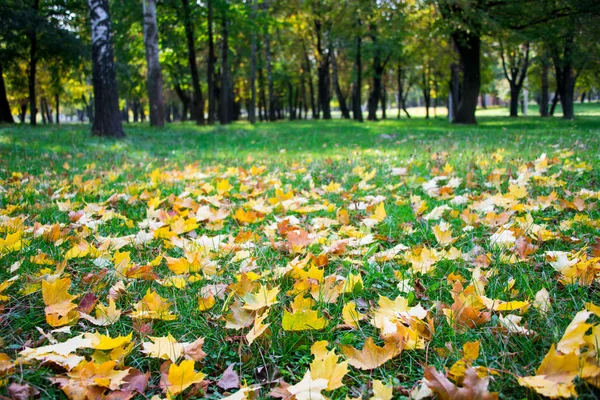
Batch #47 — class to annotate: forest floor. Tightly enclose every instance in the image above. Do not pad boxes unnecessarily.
[0,103,599,399]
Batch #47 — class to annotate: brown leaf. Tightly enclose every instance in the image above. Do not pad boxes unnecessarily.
[269,379,293,399]
[217,364,240,391]
[8,383,39,400]
[121,369,149,394]
[77,292,98,314]
[183,337,207,362]
[425,366,498,400]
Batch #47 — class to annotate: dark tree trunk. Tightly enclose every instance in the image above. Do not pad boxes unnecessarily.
[27,0,40,126]
[550,89,559,116]
[315,20,331,119]
[330,46,350,119]
[0,63,14,124]
[55,93,59,124]
[500,42,529,118]
[88,0,124,137]
[207,0,216,124]
[132,100,139,122]
[396,65,403,119]
[258,57,267,122]
[352,21,363,122]
[263,0,275,121]
[220,6,230,125]
[381,81,387,120]
[40,98,46,124]
[509,87,519,117]
[248,0,257,124]
[19,103,27,123]
[422,68,430,119]
[452,30,480,124]
[302,42,317,119]
[367,23,388,121]
[540,56,549,117]
[580,92,586,103]
[143,0,165,127]
[552,31,577,120]
[182,0,204,124]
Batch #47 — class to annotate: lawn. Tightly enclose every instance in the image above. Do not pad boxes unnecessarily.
[0,103,599,399]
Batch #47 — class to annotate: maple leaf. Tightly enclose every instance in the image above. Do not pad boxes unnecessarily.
[342,301,366,328]
[130,289,177,321]
[42,277,79,327]
[287,370,329,400]
[163,360,206,398]
[282,309,328,331]
[183,337,207,362]
[371,380,393,400]
[425,366,498,400]
[143,333,186,362]
[242,284,280,310]
[51,360,131,400]
[86,332,132,350]
[310,340,348,390]
[80,298,122,326]
[432,221,456,246]
[518,345,579,398]
[217,363,241,391]
[341,337,396,370]
[533,288,551,316]
[246,311,271,345]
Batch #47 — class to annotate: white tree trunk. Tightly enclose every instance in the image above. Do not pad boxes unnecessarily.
[88,0,124,137]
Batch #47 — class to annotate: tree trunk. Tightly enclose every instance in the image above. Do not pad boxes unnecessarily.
[330,46,350,119]
[220,6,230,125]
[381,81,387,120]
[40,98,46,124]
[248,0,257,124]
[207,0,216,124]
[509,85,520,117]
[352,22,363,122]
[0,63,14,124]
[580,92,586,103]
[258,56,267,122]
[315,20,331,120]
[182,0,204,124]
[27,0,40,126]
[452,30,480,124]
[143,0,165,127]
[55,93,60,124]
[263,0,275,121]
[422,68,430,119]
[540,56,549,117]
[550,89,559,116]
[302,42,317,119]
[88,0,124,137]
[44,97,52,123]
[19,103,27,123]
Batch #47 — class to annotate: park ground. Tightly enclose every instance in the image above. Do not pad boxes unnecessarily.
[0,103,599,399]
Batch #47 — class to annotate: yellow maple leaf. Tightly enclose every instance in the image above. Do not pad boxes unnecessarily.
[310,341,348,390]
[432,221,456,247]
[242,285,280,310]
[341,337,397,370]
[131,289,177,321]
[518,345,579,398]
[246,311,270,345]
[86,332,132,350]
[42,278,79,327]
[371,380,393,400]
[143,333,185,362]
[164,360,206,398]
[80,298,122,326]
[342,301,365,328]
[282,309,328,331]
[287,370,329,400]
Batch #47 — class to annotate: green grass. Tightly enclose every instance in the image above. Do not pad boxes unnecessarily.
[0,102,599,399]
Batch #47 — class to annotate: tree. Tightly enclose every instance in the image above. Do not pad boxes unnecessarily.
[181,0,204,124]
[499,39,530,117]
[88,0,124,137]
[143,0,165,127]
[351,16,363,122]
[248,0,257,124]
[0,62,13,123]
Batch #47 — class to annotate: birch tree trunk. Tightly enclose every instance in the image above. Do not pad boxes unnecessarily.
[143,0,165,127]
[88,0,124,137]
